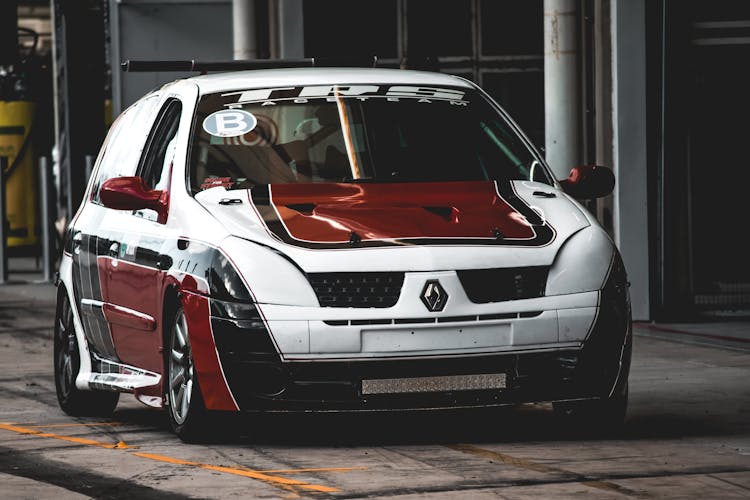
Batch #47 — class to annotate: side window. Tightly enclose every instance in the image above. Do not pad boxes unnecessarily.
[91,95,159,204]
[137,99,182,191]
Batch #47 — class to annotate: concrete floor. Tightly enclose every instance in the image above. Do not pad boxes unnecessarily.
[0,278,748,499]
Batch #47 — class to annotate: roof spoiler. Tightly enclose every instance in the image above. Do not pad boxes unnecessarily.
[121,56,379,73]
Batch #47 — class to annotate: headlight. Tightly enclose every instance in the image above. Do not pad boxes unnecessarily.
[218,236,318,306]
[208,251,252,302]
[545,225,615,296]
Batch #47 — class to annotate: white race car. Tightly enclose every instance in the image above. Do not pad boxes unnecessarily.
[54,61,632,441]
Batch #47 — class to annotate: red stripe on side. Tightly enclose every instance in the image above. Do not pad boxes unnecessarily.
[181,291,239,411]
[97,256,163,373]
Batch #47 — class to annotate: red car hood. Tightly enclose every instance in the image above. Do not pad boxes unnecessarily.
[247,181,554,248]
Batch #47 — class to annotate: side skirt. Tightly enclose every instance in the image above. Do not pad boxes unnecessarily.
[87,354,161,396]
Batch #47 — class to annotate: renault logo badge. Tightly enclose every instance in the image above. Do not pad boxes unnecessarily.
[421,280,448,312]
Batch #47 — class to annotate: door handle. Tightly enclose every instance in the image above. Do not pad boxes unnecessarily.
[156,255,173,271]
[533,191,556,198]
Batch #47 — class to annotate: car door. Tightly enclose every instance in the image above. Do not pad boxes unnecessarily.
[96,98,183,373]
[70,94,160,364]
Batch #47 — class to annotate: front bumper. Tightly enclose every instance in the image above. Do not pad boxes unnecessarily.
[205,256,632,412]
[207,308,631,413]
[214,344,630,412]
[257,271,600,358]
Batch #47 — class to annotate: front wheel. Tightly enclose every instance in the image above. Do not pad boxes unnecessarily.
[54,289,119,416]
[165,304,208,442]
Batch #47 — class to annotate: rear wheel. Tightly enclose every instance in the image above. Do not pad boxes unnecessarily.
[54,289,119,416]
[166,304,208,442]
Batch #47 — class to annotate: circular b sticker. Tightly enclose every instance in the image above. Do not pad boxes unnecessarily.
[203,109,258,138]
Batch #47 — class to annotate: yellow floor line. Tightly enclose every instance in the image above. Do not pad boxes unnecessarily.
[0,422,132,449]
[447,443,566,475]
[257,466,368,474]
[447,443,643,497]
[0,422,341,495]
[134,452,339,493]
[22,422,124,429]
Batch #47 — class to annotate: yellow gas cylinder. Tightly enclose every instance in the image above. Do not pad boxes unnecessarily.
[0,100,37,248]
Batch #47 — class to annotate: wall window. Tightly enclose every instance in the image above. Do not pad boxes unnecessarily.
[482,71,544,147]
[407,0,473,57]
[303,0,398,59]
[301,0,544,147]
[481,0,543,56]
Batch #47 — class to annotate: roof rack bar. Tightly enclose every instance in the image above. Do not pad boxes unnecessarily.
[121,56,378,73]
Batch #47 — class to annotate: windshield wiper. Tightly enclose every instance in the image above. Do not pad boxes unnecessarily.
[340,177,381,183]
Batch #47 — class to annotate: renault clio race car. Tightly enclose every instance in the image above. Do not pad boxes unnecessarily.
[54,62,632,441]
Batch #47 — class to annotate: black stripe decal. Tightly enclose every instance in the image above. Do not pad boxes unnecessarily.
[72,232,118,360]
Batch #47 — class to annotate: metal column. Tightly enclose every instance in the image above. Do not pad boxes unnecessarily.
[612,0,650,320]
[52,0,105,224]
[84,154,94,184]
[0,157,7,284]
[39,156,53,283]
[543,0,580,179]
[233,0,258,60]
[268,0,304,59]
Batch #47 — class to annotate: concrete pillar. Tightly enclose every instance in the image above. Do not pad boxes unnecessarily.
[268,0,279,58]
[269,0,304,59]
[593,0,614,235]
[278,0,303,58]
[611,0,649,320]
[544,0,580,179]
[232,0,257,60]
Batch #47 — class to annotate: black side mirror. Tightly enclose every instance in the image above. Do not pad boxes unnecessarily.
[559,165,615,199]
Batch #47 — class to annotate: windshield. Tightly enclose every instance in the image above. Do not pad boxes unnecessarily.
[189,84,552,193]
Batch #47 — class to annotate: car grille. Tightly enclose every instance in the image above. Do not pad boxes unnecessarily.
[308,272,405,308]
[457,267,549,303]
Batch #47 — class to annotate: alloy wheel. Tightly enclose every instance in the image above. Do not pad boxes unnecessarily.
[168,309,194,425]
[55,295,77,399]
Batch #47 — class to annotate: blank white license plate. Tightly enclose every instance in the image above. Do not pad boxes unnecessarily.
[361,373,506,395]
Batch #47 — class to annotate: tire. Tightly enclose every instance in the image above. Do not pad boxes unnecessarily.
[54,289,119,416]
[553,382,628,436]
[165,303,209,442]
